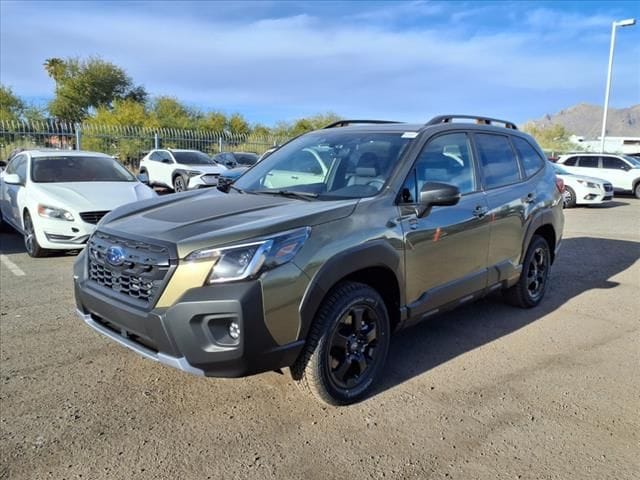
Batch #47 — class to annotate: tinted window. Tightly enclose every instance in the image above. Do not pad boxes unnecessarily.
[578,156,598,168]
[475,134,520,189]
[401,133,475,202]
[512,137,544,177]
[32,156,135,183]
[602,157,627,170]
[172,151,212,165]
[149,151,160,161]
[235,153,259,166]
[563,156,578,166]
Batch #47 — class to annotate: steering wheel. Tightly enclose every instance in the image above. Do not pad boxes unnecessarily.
[367,179,385,190]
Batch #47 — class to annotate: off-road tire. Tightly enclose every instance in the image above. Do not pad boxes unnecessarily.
[291,281,390,406]
[503,235,550,308]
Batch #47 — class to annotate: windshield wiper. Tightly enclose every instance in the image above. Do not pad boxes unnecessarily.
[253,189,318,201]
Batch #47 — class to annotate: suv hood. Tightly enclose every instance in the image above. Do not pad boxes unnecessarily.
[99,189,358,258]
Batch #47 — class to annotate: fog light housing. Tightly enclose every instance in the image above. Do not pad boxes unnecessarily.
[229,321,240,340]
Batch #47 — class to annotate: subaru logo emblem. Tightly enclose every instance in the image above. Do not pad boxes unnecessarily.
[106,246,126,266]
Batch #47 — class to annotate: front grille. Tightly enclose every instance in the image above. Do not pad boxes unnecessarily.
[603,183,613,192]
[87,232,171,305]
[80,211,110,224]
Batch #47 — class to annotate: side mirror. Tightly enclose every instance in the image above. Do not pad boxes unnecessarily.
[417,182,460,217]
[161,158,173,164]
[137,172,149,184]
[2,173,22,185]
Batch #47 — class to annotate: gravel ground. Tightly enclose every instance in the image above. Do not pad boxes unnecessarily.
[1,198,638,480]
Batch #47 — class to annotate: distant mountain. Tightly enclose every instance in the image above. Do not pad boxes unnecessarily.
[524,104,640,138]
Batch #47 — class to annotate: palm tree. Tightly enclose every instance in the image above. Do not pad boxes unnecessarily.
[43,58,65,94]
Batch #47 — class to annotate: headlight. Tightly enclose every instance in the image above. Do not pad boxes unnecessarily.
[185,226,311,284]
[186,170,203,177]
[37,204,74,221]
[576,180,598,188]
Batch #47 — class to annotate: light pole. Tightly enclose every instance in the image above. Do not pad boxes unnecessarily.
[600,18,636,153]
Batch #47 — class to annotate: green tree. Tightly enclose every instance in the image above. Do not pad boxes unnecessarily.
[43,57,66,94]
[0,85,25,122]
[46,57,146,122]
[151,96,194,129]
[522,123,575,152]
[197,111,227,132]
[228,113,250,135]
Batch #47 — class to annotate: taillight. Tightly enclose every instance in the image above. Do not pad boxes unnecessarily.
[555,176,565,193]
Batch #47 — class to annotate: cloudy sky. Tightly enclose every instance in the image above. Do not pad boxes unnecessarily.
[1,0,639,125]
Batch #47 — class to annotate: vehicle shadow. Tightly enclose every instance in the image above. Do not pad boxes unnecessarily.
[0,230,80,257]
[374,236,640,398]
[582,200,629,209]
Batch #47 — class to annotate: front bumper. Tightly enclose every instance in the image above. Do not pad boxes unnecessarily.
[575,186,614,205]
[74,274,305,378]
[188,174,220,189]
[36,216,96,249]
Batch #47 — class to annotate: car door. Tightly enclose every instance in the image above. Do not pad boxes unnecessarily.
[399,132,491,321]
[575,156,601,179]
[601,156,631,191]
[1,154,28,227]
[473,133,534,280]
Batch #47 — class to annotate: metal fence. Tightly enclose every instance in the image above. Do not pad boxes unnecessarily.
[0,120,287,170]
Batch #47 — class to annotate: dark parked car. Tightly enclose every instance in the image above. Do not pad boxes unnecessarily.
[217,146,280,190]
[74,115,564,405]
[212,152,259,169]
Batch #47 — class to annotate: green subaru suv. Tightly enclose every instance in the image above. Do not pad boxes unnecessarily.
[74,116,564,405]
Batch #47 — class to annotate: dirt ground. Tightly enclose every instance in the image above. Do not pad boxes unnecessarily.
[1,198,638,480]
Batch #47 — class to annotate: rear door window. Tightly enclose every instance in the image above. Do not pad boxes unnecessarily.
[475,134,521,189]
[512,137,544,177]
[578,156,599,168]
[563,156,578,166]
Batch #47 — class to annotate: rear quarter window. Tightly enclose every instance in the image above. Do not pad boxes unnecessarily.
[563,156,578,166]
[512,137,544,177]
[475,133,521,189]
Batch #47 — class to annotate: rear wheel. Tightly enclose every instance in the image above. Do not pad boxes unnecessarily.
[291,281,390,406]
[173,175,187,192]
[562,186,576,208]
[503,235,551,308]
[23,211,48,258]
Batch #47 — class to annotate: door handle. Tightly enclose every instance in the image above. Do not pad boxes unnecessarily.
[473,205,488,218]
[523,192,535,204]
[291,175,299,180]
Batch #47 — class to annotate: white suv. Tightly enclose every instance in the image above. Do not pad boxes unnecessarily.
[139,149,227,192]
[556,153,640,198]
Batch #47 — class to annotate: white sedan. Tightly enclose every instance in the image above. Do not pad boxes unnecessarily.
[0,149,156,257]
[551,163,613,208]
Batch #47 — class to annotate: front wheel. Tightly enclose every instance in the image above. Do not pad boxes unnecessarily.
[23,211,48,258]
[562,186,576,208]
[173,175,187,192]
[503,235,551,308]
[291,281,390,406]
[634,183,640,199]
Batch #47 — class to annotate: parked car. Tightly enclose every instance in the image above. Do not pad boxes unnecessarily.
[74,115,564,405]
[139,149,227,192]
[556,153,640,198]
[211,152,259,169]
[551,163,613,208]
[0,149,156,257]
[217,147,280,190]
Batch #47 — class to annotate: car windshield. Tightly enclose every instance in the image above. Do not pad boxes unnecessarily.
[172,151,214,165]
[622,155,640,167]
[552,163,570,175]
[235,153,259,166]
[233,131,412,199]
[31,156,136,183]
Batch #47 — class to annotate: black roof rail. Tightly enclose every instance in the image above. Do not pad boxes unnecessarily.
[323,119,402,129]
[426,115,518,130]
